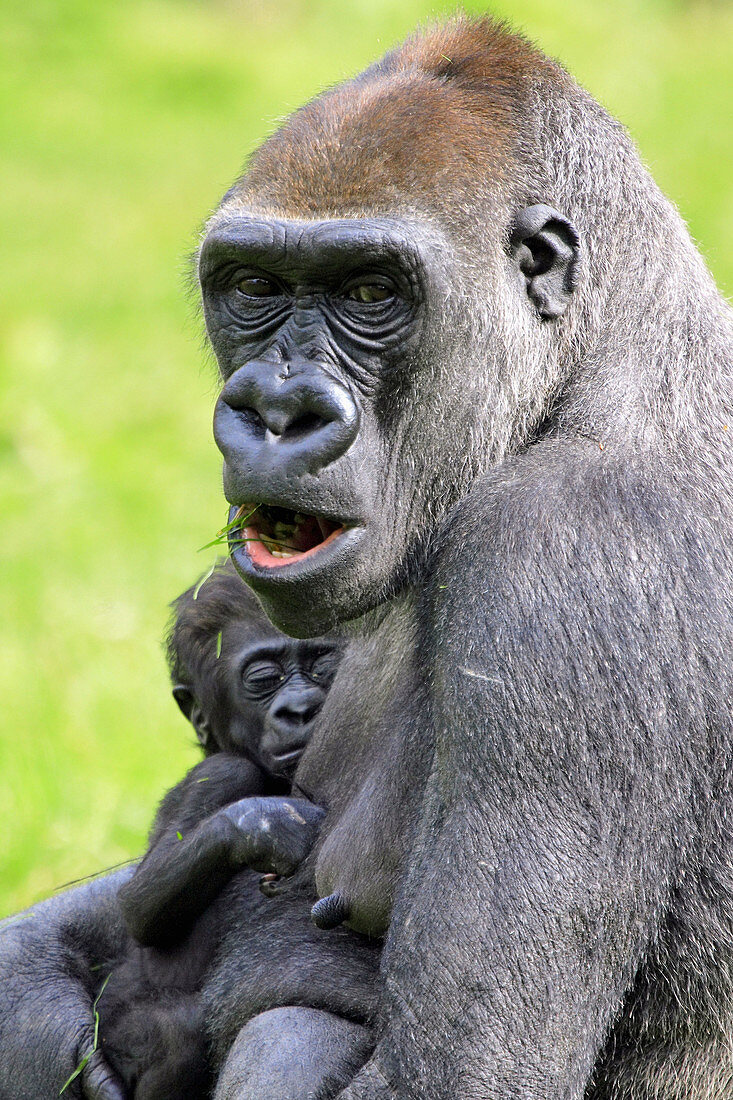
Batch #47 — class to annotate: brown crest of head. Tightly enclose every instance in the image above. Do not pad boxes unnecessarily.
[230,17,548,220]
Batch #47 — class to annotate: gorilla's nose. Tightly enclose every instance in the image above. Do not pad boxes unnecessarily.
[267,686,324,762]
[272,692,322,734]
[214,359,360,478]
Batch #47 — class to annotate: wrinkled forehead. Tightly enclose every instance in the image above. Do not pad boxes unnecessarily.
[200,209,446,276]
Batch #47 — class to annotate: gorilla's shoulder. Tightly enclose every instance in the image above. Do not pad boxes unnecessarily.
[423,436,724,650]
[434,438,647,568]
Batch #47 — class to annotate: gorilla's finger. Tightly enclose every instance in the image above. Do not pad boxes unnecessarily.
[82,1050,126,1100]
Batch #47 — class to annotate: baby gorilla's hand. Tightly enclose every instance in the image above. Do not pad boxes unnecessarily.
[219,796,326,876]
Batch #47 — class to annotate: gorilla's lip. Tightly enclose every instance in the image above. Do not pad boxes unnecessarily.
[229,502,351,572]
[271,748,306,777]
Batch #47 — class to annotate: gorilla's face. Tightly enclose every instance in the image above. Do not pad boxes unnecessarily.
[202,192,577,638]
[218,617,343,777]
[202,212,457,636]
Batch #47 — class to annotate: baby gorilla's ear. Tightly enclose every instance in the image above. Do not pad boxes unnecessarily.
[172,683,195,721]
[172,684,213,750]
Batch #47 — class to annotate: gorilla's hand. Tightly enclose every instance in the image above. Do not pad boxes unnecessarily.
[0,871,131,1100]
[219,796,325,876]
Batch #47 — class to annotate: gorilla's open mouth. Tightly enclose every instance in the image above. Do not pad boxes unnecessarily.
[235,503,344,567]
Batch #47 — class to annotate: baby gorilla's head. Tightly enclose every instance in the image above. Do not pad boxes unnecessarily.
[168,560,344,779]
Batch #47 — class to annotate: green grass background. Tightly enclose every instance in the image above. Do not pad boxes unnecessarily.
[1,0,731,916]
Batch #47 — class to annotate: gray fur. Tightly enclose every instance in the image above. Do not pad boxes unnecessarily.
[0,17,730,1100]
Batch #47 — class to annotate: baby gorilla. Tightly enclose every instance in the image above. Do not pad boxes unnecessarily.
[119,561,342,948]
[96,562,375,1099]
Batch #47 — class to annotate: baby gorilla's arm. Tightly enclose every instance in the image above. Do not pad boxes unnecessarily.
[121,798,324,947]
[119,756,324,947]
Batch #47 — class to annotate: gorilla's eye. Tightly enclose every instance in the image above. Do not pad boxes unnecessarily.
[241,660,286,697]
[345,281,394,305]
[310,652,340,685]
[236,276,279,299]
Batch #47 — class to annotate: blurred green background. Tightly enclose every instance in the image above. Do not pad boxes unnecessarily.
[1,0,731,916]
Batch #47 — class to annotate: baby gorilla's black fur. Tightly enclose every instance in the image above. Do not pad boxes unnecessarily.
[95,563,372,1100]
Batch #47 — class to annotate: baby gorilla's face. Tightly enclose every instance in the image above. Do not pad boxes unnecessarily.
[219,620,343,778]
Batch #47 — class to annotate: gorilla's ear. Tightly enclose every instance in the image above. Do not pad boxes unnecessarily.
[509,204,579,320]
[172,683,196,721]
[172,684,212,749]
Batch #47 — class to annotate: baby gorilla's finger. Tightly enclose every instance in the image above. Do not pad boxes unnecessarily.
[81,1050,126,1100]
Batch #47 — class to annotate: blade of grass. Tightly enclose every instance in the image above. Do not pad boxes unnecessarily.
[199,506,302,554]
[59,974,111,1095]
[198,506,258,551]
[192,561,217,599]
[53,859,138,894]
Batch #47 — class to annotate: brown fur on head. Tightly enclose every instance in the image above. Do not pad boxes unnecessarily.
[232,17,544,219]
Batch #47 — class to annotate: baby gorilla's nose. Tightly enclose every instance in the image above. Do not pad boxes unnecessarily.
[271,687,323,732]
[261,681,327,776]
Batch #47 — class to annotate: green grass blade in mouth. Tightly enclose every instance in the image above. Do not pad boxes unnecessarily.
[198,505,259,551]
[202,504,342,557]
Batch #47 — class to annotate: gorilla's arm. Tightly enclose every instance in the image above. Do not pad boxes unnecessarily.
[340,451,723,1099]
[0,869,132,1100]
[119,754,325,947]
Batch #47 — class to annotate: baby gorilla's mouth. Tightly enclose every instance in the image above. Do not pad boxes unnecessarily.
[271,747,305,777]
[235,504,344,567]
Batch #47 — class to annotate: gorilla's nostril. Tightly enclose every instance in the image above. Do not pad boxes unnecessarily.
[283,412,325,439]
[238,407,266,438]
[259,408,326,439]
[215,359,361,476]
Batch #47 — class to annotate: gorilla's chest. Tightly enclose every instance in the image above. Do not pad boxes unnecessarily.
[296,599,432,938]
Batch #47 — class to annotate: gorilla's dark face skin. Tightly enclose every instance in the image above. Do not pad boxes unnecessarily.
[218,617,341,777]
[202,203,577,639]
[202,217,445,636]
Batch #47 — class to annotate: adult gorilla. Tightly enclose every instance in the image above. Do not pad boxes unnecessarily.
[2,15,733,1100]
